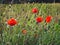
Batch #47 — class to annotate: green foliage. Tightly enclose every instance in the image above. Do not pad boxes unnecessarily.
[0,3,60,45]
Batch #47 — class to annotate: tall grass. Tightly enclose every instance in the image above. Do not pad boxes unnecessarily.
[0,3,60,45]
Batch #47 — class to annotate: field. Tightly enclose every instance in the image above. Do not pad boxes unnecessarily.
[0,3,60,45]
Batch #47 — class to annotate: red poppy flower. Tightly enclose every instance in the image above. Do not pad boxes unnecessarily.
[7,18,17,26]
[22,30,27,35]
[36,16,43,23]
[46,16,52,23]
[32,8,38,13]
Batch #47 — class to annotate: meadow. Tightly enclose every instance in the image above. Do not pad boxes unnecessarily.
[0,3,60,45]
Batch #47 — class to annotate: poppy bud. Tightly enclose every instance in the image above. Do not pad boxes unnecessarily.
[22,30,27,35]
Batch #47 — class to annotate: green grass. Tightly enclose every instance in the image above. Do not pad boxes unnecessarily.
[0,3,60,45]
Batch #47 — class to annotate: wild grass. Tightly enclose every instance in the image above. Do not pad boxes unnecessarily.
[0,3,60,45]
